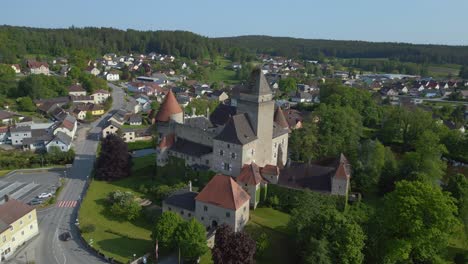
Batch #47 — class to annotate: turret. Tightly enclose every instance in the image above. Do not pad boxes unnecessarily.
[155,90,183,124]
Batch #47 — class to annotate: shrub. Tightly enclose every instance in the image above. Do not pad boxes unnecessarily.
[81,224,96,233]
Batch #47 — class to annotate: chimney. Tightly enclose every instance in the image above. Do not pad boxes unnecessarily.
[4,195,9,202]
[188,181,192,192]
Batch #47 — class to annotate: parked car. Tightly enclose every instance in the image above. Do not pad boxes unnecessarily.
[37,193,53,199]
[28,199,43,206]
[59,231,72,241]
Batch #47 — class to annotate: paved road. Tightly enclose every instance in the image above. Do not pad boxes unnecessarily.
[8,83,126,264]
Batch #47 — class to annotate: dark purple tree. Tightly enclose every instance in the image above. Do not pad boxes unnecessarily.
[212,224,256,264]
[95,134,131,180]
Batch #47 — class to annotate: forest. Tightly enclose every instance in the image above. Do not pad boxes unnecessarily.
[219,35,468,65]
[2,26,468,67]
[0,25,224,63]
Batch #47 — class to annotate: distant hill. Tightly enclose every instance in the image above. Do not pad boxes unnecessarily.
[1,25,467,66]
[0,25,223,62]
[218,35,468,65]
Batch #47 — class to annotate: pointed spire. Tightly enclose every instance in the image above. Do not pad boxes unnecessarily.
[155,90,183,122]
[274,107,289,130]
[245,68,272,96]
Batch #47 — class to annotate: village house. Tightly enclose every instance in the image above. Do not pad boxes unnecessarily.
[163,174,250,232]
[105,71,120,81]
[91,89,111,104]
[85,66,101,76]
[10,64,20,74]
[27,60,49,75]
[68,85,87,96]
[0,197,39,262]
[53,115,77,139]
[46,131,72,152]
[0,111,24,125]
[71,95,94,104]
[0,127,9,144]
[207,90,229,102]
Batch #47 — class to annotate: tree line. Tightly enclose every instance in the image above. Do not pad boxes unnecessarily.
[0,25,225,63]
[220,35,468,65]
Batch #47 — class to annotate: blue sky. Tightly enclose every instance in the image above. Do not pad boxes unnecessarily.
[2,0,468,45]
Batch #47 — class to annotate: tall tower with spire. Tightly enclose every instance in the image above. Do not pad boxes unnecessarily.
[236,69,275,167]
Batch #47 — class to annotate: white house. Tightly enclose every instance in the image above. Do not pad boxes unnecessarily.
[163,174,251,232]
[86,66,101,76]
[46,132,72,152]
[91,90,111,104]
[53,115,77,139]
[105,71,120,81]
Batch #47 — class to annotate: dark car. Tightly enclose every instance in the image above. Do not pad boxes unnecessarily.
[60,231,72,241]
[28,198,43,206]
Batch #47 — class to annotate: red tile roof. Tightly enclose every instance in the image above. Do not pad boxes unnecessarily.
[261,164,279,176]
[27,60,49,69]
[155,90,183,122]
[0,199,35,233]
[195,174,250,210]
[237,163,265,185]
[334,154,351,180]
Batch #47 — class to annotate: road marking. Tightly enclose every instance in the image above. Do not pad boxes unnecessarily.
[57,200,78,208]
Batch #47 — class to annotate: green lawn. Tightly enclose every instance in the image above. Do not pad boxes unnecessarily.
[207,58,238,85]
[79,155,158,263]
[245,208,295,264]
[79,180,153,263]
[127,139,155,151]
[0,170,11,177]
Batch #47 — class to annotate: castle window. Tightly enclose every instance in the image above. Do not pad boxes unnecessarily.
[231,153,236,159]
[204,206,208,212]
[226,212,231,218]
[274,143,277,148]
[224,163,230,171]
[180,211,184,215]
[219,150,224,156]
[227,144,230,149]
[274,153,277,158]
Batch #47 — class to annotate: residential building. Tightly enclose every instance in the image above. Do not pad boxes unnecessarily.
[0,197,39,262]
[27,60,49,75]
[53,115,77,139]
[236,163,267,209]
[10,65,20,74]
[68,85,87,96]
[105,71,120,81]
[46,132,72,152]
[91,90,111,104]
[85,66,100,76]
[163,174,250,232]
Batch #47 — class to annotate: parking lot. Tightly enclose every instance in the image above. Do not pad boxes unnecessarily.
[0,169,65,205]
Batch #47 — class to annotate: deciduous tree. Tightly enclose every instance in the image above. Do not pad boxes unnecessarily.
[95,134,131,180]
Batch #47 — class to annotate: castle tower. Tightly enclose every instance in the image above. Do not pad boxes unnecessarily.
[155,90,183,124]
[236,69,275,166]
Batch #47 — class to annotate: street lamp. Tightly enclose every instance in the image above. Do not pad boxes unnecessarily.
[133,254,136,260]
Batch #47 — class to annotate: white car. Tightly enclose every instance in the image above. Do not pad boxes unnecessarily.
[37,193,53,199]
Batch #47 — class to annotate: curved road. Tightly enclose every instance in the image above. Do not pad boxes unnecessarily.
[10,83,125,264]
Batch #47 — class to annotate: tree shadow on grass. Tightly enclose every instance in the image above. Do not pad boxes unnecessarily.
[96,236,152,262]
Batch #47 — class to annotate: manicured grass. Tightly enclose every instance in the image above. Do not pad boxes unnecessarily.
[127,139,155,151]
[79,180,153,263]
[245,207,295,264]
[0,170,11,177]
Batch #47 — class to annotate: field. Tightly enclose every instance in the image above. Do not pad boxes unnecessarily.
[245,208,294,264]
[428,64,460,78]
[78,155,157,263]
[207,58,238,85]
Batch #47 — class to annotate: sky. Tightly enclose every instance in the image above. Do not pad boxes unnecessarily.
[1,0,468,45]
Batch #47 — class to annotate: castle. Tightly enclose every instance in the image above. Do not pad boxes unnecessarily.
[155,69,289,176]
